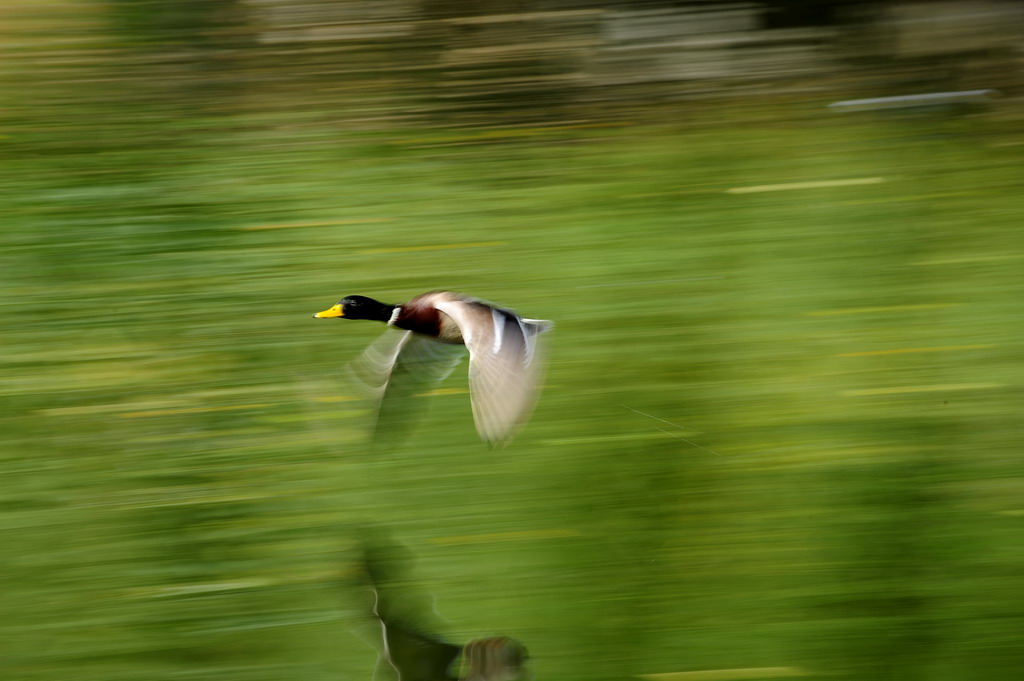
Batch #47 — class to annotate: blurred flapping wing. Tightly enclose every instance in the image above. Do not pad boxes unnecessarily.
[346,329,467,446]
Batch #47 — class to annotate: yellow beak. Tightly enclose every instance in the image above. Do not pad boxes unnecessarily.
[313,304,344,318]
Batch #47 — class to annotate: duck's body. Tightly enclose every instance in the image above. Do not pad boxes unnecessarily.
[392,291,471,343]
[314,291,551,446]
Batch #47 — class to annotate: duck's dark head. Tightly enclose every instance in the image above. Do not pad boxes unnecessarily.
[313,295,395,322]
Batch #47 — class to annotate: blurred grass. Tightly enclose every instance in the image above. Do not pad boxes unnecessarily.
[4,31,1024,680]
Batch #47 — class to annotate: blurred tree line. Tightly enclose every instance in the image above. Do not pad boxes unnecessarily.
[6,0,1017,138]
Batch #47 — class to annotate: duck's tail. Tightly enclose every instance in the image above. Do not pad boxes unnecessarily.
[522,318,554,334]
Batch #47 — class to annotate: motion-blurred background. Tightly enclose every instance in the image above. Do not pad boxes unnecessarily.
[3,1,1023,680]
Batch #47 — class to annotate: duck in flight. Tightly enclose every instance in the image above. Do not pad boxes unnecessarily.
[313,291,551,446]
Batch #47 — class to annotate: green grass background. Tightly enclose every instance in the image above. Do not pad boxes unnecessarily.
[3,27,1024,680]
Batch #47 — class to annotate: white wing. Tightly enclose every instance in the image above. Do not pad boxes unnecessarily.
[434,300,550,445]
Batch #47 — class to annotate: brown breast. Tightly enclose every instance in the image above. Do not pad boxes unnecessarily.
[393,292,465,344]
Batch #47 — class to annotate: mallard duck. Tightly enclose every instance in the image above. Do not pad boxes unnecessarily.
[313,291,551,446]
